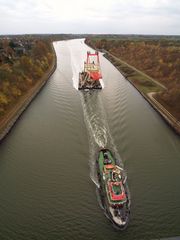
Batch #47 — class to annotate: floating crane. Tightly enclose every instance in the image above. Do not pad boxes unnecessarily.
[78,51,102,90]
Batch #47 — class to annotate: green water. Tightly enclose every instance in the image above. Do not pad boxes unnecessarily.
[0,39,180,240]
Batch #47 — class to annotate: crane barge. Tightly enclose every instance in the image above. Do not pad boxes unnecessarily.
[78,51,102,90]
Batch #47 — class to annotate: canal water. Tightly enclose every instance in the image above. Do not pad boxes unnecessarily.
[0,39,180,240]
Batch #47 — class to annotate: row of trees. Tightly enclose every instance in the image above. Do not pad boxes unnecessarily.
[86,38,180,120]
[0,39,54,117]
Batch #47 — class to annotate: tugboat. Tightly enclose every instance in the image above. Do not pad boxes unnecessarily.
[78,51,102,90]
[96,148,130,230]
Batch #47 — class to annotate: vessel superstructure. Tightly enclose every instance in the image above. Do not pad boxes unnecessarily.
[78,51,102,90]
[96,148,130,230]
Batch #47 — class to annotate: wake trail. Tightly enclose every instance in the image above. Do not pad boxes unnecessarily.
[69,40,124,186]
[80,91,123,187]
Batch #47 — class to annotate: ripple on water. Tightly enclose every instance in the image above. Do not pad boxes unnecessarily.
[0,40,180,240]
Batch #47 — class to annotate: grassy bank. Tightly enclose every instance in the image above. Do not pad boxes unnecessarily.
[104,51,164,94]
[105,52,180,134]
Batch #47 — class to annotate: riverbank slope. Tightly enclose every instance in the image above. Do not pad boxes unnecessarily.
[85,38,180,135]
[0,42,57,141]
[103,51,180,135]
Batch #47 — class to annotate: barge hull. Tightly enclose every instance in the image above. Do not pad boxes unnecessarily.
[78,72,102,90]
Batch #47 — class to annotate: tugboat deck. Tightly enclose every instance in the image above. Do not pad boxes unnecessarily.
[96,149,130,230]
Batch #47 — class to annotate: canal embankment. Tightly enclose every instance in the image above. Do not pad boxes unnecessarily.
[0,43,57,142]
[102,51,180,135]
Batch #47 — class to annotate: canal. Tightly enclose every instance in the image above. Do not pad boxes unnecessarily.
[0,39,180,240]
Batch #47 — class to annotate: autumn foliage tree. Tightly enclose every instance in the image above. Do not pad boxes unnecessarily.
[0,39,54,117]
